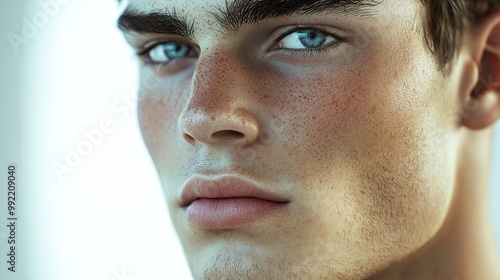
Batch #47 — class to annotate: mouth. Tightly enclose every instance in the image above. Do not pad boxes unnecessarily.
[180,175,290,229]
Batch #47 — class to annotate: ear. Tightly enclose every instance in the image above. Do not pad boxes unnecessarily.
[461,12,500,130]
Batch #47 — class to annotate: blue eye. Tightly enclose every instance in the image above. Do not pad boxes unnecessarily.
[148,42,193,63]
[279,29,335,49]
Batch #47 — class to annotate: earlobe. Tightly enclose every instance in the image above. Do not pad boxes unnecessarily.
[462,13,500,130]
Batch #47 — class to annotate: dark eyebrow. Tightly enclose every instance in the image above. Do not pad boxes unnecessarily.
[117,0,380,37]
[118,8,195,39]
[212,0,380,33]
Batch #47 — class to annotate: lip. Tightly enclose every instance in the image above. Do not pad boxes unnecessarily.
[180,175,290,229]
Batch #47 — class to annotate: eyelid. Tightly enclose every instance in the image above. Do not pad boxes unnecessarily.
[135,39,198,57]
[136,41,175,57]
[134,41,198,74]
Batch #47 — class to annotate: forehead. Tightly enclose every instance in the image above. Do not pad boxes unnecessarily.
[123,0,409,23]
[124,0,382,10]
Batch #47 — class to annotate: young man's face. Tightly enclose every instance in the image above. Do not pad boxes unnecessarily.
[121,0,465,278]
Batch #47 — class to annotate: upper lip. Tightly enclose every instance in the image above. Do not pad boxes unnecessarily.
[180,174,290,207]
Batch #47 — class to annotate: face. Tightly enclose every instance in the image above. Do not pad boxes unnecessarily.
[121,0,464,278]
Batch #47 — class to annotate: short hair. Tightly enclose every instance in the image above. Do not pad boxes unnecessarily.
[420,0,500,70]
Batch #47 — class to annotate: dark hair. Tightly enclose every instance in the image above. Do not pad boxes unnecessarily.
[419,0,500,70]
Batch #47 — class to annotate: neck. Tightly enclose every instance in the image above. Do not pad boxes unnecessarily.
[369,128,500,280]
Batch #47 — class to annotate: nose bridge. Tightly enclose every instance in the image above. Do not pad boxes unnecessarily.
[178,50,260,146]
[190,51,237,108]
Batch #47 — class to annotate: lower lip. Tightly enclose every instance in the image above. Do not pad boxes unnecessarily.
[184,198,288,229]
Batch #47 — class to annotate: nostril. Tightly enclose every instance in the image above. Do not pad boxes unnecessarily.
[211,130,245,140]
[179,108,260,146]
[183,133,196,143]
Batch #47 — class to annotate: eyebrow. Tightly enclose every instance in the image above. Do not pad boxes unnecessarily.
[212,0,379,32]
[118,0,379,37]
[118,8,196,38]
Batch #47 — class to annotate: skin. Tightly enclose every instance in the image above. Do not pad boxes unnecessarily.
[120,0,500,279]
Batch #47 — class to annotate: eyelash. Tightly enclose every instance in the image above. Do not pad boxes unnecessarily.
[136,26,345,70]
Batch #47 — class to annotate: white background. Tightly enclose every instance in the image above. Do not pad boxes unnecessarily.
[0,1,499,280]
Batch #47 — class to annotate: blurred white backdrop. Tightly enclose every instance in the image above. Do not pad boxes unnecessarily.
[1,0,192,279]
[0,1,499,280]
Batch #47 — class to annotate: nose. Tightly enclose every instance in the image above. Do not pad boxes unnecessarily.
[179,106,260,146]
[178,53,260,147]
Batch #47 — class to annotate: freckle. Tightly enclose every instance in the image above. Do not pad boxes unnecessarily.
[210,116,215,121]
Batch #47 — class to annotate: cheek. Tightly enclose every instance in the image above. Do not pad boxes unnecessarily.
[260,41,455,258]
[137,70,191,175]
[349,50,455,240]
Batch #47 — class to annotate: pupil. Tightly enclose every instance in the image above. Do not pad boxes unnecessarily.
[298,30,326,48]
[165,44,188,59]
